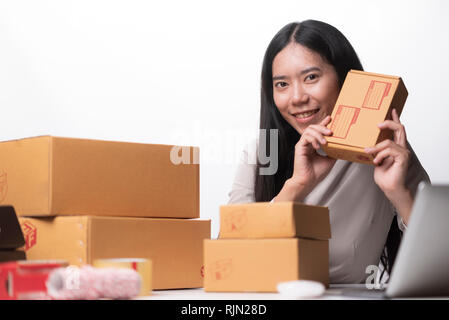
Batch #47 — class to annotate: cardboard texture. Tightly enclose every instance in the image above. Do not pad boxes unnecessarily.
[0,136,199,218]
[204,238,329,292]
[219,201,331,240]
[18,216,210,290]
[322,70,408,164]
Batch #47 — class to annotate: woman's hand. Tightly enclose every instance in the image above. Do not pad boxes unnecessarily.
[365,108,413,224]
[291,115,337,188]
[274,115,336,202]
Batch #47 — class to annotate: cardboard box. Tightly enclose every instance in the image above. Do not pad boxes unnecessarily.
[0,136,199,218]
[322,70,408,164]
[204,238,329,292]
[219,202,330,240]
[18,216,210,290]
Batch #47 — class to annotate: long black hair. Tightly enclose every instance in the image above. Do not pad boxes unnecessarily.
[254,19,401,281]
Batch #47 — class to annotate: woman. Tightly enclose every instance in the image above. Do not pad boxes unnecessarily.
[228,20,430,284]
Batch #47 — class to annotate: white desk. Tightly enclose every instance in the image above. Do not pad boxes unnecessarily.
[137,285,449,300]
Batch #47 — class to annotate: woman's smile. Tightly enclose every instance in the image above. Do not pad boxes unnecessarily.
[291,107,321,123]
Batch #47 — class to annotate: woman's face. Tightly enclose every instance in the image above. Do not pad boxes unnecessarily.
[272,42,340,134]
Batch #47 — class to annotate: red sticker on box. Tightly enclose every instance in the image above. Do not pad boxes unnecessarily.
[362,80,391,110]
[223,210,247,232]
[211,258,232,281]
[330,105,360,139]
[21,221,37,250]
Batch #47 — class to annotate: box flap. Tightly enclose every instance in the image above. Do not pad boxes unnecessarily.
[0,206,25,249]
[349,69,401,80]
[0,135,52,145]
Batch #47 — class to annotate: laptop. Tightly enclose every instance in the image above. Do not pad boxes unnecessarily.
[340,182,449,299]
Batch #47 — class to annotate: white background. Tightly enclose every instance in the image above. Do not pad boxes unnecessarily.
[1,0,448,238]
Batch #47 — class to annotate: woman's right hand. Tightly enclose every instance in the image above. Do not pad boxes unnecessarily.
[274,115,336,202]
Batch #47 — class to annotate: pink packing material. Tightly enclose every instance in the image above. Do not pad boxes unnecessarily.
[46,265,141,300]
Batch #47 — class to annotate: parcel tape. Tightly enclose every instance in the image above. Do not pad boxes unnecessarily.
[93,258,152,296]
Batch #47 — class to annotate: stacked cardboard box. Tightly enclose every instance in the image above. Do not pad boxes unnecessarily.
[0,136,210,291]
[204,202,330,292]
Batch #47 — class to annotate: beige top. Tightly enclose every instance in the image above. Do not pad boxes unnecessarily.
[227,140,430,284]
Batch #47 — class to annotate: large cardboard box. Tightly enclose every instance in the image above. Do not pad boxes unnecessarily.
[204,239,329,292]
[219,202,330,240]
[322,70,408,164]
[0,136,199,218]
[18,216,210,290]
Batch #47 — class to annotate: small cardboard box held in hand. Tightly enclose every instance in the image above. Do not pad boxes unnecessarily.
[322,70,408,164]
[0,136,199,218]
[204,201,330,292]
[19,216,210,290]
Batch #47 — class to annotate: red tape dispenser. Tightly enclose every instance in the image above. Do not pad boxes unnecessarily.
[0,260,68,300]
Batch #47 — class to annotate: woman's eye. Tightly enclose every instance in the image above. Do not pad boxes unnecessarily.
[275,81,288,88]
[305,74,318,81]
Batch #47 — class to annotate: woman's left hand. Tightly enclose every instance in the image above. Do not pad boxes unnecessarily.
[365,108,413,225]
[365,108,410,195]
